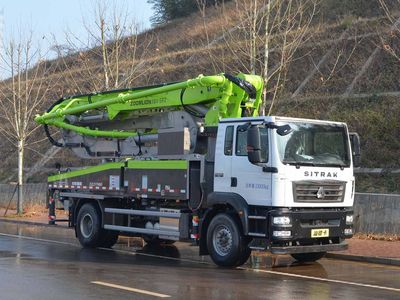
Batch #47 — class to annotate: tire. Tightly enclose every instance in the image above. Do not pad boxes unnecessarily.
[99,230,119,248]
[236,244,252,266]
[76,203,103,248]
[143,236,176,246]
[207,213,246,267]
[291,252,326,262]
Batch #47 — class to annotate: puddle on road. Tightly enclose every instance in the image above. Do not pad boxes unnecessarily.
[249,253,290,268]
[247,252,330,278]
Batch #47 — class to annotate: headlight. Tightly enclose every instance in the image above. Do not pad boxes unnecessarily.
[346,215,353,225]
[273,216,291,225]
[273,230,291,237]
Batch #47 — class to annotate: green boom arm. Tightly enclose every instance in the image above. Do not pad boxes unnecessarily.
[35,73,263,139]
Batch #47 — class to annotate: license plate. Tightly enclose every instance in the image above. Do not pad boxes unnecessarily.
[311,228,329,238]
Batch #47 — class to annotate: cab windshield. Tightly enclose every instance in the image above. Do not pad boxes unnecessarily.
[276,122,350,167]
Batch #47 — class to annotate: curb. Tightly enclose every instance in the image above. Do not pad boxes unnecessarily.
[0,218,69,229]
[326,252,400,267]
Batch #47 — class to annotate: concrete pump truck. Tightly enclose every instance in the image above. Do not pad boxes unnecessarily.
[35,73,360,267]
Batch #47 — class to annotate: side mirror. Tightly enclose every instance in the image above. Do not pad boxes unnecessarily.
[247,125,262,164]
[349,132,361,168]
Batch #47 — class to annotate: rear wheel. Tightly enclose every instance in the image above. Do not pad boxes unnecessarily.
[76,203,103,248]
[207,213,246,267]
[291,252,326,262]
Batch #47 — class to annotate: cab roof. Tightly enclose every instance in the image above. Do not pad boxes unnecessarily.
[220,116,347,126]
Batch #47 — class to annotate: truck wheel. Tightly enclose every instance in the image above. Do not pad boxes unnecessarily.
[99,231,119,248]
[76,203,103,248]
[291,252,326,262]
[236,245,252,266]
[207,213,245,267]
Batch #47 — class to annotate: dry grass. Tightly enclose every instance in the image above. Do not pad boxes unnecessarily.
[20,203,48,218]
[354,233,400,242]
[0,203,50,219]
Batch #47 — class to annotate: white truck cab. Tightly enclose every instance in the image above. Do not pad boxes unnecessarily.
[210,116,357,260]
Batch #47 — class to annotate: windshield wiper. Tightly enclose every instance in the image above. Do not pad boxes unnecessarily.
[318,163,348,170]
[283,161,316,168]
[284,161,348,169]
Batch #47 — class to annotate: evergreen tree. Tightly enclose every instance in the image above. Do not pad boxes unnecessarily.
[148,0,226,25]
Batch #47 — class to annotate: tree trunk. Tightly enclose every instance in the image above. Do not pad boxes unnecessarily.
[17,140,24,215]
[100,18,110,89]
[261,0,272,116]
[250,0,258,74]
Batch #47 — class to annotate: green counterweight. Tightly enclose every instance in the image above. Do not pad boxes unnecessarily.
[35,73,263,139]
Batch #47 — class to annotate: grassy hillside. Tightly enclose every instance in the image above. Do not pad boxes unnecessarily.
[0,0,399,193]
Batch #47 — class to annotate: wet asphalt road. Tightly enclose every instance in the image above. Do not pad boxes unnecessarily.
[0,222,399,299]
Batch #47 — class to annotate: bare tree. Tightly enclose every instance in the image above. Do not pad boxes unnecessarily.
[221,0,317,115]
[54,0,154,93]
[195,0,219,73]
[0,34,52,214]
[378,0,400,61]
[25,1,155,185]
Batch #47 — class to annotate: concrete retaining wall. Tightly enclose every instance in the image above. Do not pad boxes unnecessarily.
[353,192,400,234]
[0,184,398,234]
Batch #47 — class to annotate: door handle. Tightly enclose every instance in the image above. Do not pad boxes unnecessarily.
[231,177,237,187]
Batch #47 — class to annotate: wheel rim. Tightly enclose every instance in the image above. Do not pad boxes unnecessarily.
[80,213,94,238]
[212,224,233,257]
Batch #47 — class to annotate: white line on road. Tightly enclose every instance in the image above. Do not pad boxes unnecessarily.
[92,281,171,298]
[239,267,400,293]
[0,232,78,247]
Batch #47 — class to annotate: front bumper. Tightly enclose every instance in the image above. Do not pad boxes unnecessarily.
[271,240,348,254]
[267,208,353,254]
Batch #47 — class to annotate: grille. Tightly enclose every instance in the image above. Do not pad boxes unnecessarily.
[293,181,346,203]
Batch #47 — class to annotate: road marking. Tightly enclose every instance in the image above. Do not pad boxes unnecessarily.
[0,232,78,247]
[92,281,171,298]
[1,230,399,293]
[239,267,400,293]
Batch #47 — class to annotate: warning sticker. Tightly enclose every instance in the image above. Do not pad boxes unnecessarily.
[142,175,148,189]
[109,175,120,189]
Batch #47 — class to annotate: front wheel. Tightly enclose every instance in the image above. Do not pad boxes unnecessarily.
[236,244,252,266]
[291,252,326,262]
[207,213,247,267]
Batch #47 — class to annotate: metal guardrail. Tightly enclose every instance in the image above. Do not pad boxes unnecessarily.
[355,168,400,174]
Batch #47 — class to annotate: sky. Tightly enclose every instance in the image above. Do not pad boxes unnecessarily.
[0,0,154,55]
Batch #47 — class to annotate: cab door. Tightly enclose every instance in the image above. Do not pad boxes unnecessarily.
[229,125,272,206]
[213,124,235,192]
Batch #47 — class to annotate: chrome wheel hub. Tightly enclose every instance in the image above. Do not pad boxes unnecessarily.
[213,224,233,256]
[80,213,94,238]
